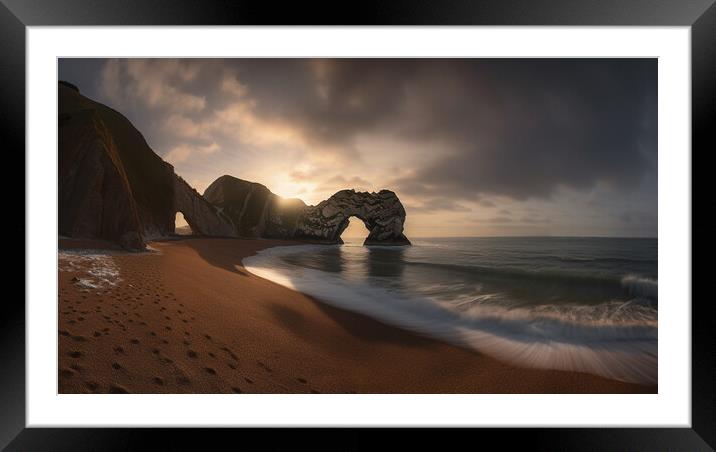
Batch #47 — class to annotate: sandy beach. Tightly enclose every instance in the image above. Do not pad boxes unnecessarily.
[58,238,657,394]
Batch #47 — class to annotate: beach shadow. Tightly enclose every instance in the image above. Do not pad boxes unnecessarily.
[267,294,439,349]
[179,238,251,276]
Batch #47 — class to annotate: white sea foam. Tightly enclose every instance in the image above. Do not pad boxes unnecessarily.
[244,245,657,385]
[59,251,121,289]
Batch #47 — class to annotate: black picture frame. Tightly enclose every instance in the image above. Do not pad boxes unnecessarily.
[2,0,711,450]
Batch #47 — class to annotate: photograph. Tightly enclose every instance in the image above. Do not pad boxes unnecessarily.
[56,57,658,395]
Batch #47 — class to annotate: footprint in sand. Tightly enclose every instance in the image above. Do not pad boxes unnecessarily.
[231,387,242,393]
[186,350,198,358]
[111,362,122,370]
[297,378,308,384]
[153,377,164,386]
[204,367,217,375]
[85,381,99,391]
[221,347,238,361]
[59,368,74,378]
[109,384,128,394]
[68,351,84,358]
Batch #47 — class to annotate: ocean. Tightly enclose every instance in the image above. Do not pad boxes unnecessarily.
[243,237,658,385]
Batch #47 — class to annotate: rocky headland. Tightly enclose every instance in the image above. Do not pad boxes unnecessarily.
[58,81,410,249]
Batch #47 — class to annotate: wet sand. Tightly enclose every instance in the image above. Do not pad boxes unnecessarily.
[58,238,657,394]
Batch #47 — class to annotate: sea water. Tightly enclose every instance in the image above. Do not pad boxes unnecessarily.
[243,237,657,384]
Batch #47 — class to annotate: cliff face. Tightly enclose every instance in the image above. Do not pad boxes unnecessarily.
[58,83,236,249]
[58,109,145,249]
[203,176,410,246]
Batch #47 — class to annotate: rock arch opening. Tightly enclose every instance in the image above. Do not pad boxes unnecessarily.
[339,216,372,244]
[174,212,193,236]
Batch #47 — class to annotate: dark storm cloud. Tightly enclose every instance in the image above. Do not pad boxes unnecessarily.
[59,58,657,205]
[405,197,472,213]
[400,59,657,200]
[216,58,657,201]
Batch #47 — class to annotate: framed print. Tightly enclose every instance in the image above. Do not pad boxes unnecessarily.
[3,0,713,450]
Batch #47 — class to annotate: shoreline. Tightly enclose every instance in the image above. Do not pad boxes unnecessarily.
[58,237,657,394]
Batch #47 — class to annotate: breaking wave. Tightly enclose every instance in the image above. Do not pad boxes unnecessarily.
[244,245,658,385]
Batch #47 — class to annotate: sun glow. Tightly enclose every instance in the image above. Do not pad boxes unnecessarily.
[270,179,313,202]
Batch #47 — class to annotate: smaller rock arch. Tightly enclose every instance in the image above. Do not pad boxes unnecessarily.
[171,176,235,237]
[294,189,411,246]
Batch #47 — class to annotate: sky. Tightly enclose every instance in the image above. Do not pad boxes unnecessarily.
[59,58,657,238]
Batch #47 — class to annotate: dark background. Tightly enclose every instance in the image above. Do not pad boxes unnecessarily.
[2,0,711,450]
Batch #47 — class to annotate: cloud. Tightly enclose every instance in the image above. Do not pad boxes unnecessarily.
[97,58,655,203]
[163,142,220,164]
[221,71,249,97]
[387,59,657,201]
[164,146,191,164]
[406,197,472,213]
[481,216,513,224]
[619,210,656,224]
[316,175,372,192]
[163,114,211,140]
[215,59,656,204]
[100,59,206,112]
